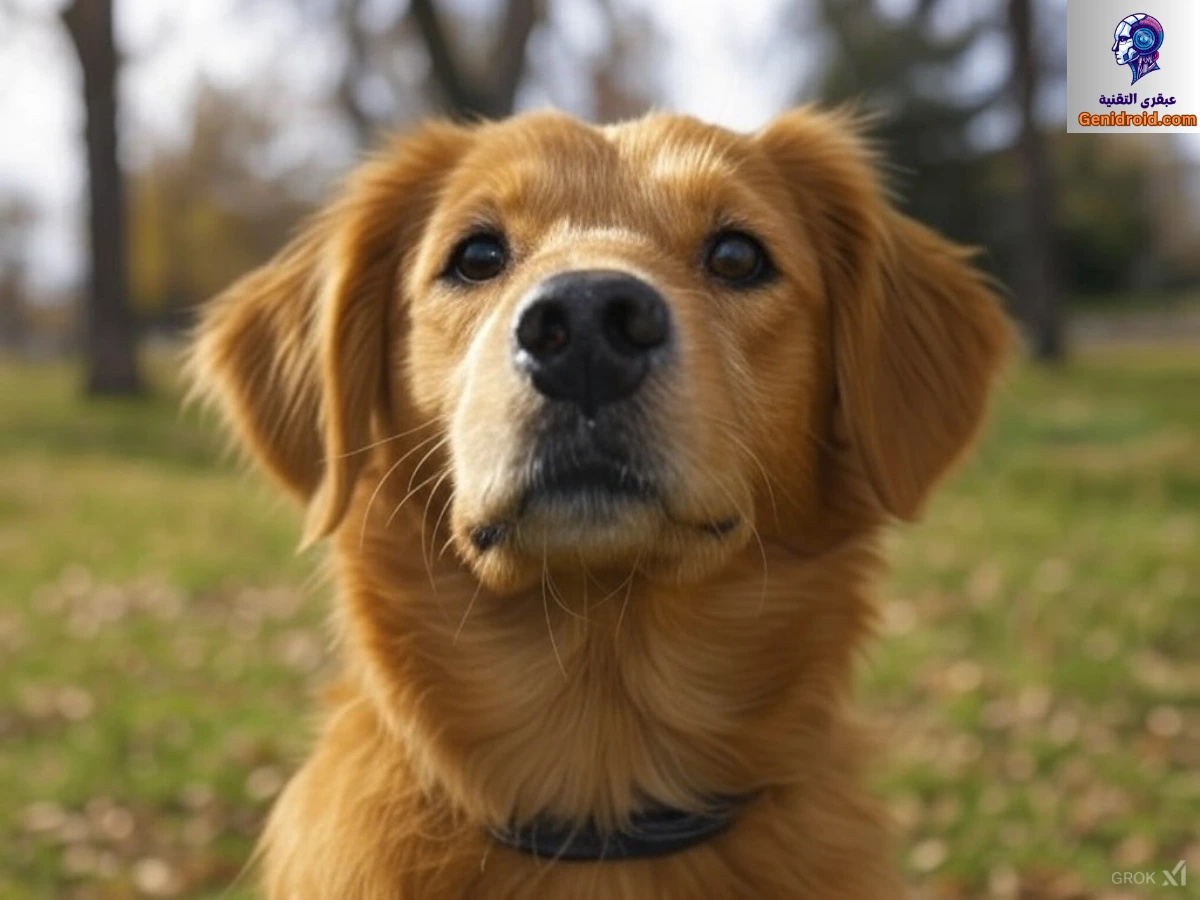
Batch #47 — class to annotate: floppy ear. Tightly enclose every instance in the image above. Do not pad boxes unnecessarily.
[758,108,1013,520]
[187,122,471,545]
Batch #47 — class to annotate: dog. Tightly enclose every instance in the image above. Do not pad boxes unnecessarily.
[187,107,1011,899]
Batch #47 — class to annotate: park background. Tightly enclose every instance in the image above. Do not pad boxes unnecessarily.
[0,0,1197,897]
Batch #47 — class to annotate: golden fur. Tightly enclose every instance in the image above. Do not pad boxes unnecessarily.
[187,107,1011,899]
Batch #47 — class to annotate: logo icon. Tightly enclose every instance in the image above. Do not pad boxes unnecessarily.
[1113,13,1164,84]
[1163,860,1187,887]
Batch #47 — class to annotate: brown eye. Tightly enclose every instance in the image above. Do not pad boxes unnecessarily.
[706,232,770,285]
[450,233,507,283]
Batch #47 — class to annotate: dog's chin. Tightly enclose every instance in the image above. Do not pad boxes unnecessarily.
[519,492,664,554]
[455,485,750,593]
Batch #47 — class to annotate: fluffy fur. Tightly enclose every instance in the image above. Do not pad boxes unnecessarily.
[187,107,1011,899]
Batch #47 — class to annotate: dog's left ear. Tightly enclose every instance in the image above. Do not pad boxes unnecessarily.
[758,108,1013,520]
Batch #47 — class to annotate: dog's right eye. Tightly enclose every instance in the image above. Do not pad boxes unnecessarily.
[448,234,508,283]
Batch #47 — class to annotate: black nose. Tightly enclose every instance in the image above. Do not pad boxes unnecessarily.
[513,270,671,414]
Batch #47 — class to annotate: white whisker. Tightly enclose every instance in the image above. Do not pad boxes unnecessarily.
[430,486,457,565]
[707,414,788,528]
[709,473,770,616]
[385,465,450,529]
[545,567,586,622]
[453,578,485,645]
[613,550,642,645]
[406,435,450,494]
[420,468,454,594]
[542,533,567,678]
[359,430,445,549]
[327,418,438,461]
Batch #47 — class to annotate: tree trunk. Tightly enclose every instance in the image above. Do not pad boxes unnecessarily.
[0,269,27,354]
[408,0,540,120]
[336,0,375,149]
[63,0,143,396]
[1009,0,1064,363]
[487,0,540,118]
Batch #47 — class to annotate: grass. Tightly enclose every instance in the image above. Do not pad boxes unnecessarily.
[0,348,1197,899]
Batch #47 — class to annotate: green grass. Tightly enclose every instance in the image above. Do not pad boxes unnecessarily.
[1,349,1197,899]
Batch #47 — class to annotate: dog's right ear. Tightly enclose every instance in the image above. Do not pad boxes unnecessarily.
[186,122,472,547]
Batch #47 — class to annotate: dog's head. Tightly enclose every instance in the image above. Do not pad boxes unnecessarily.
[189,109,1010,592]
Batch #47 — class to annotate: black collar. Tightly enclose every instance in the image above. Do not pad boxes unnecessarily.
[487,795,753,862]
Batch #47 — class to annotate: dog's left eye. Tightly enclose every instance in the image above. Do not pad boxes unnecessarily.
[706,232,771,286]
[448,233,508,283]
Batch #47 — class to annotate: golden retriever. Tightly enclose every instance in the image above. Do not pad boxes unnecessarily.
[188,107,1010,899]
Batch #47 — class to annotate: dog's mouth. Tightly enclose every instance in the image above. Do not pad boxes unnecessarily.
[524,456,658,505]
[467,445,740,553]
[468,453,657,553]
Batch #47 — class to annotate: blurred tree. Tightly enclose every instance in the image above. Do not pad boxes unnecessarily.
[807,0,1007,245]
[129,81,315,320]
[292,0,546,147]
[410,0,543,119]
[285,0,422,147]
[0,194,35,353]
[564,0,659,122]
[1053,134,1200,296]
[334,0,391,146]
[803,0,1076,361]
[62,0,143,395]
[1052,138,1154,296]
[1009,0,1062,361]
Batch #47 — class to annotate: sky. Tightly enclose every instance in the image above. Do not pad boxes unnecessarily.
[0,0,812,290]
[0,0,1196,291]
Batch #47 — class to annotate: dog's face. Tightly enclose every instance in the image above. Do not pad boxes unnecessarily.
[407,115,835,589]
[190,110,1009,593]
